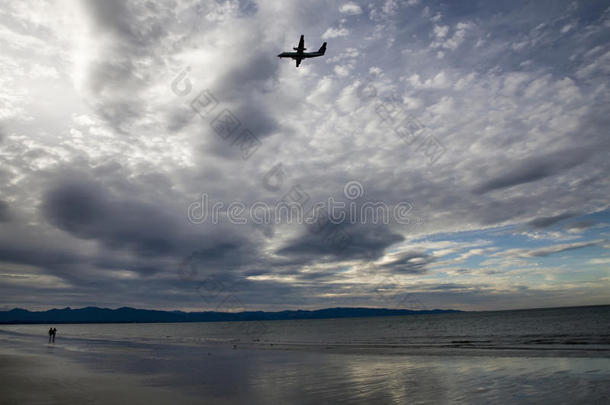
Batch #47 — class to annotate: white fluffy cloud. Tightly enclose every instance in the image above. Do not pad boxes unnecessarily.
[339,2,362,15]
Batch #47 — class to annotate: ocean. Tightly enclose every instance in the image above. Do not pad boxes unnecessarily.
[1,305,609,404]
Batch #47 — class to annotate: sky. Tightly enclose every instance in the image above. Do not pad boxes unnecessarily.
[0,0,609,312]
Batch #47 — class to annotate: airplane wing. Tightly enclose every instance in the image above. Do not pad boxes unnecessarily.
[293,35,306,53]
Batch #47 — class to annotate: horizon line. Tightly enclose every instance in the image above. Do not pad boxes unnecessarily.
[3,303,609,314]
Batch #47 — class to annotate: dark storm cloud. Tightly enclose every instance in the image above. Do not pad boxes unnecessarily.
[92,0,167,41]
[42,178,177,256]
[40,175,259,272]
[527,211,579,228]
[473,147,589,194]
[0,200,10,222]
[218,51,280,94]
[0,242,70,269]
[564,221,595,232]
[200,37,283,157]
[277,221,404,263]
[85,0,150,44]
[231,101,279,140]
[380,251,433,275]
[0,233,95,285]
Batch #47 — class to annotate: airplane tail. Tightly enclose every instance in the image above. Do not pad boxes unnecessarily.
[318,42,327,54]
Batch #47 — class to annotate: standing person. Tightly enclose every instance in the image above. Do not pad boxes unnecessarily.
[51,328,57,343]
[48,328,53,343]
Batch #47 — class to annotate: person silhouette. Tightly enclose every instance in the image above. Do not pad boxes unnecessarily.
[48,328,53,343]
[51,328,57,343]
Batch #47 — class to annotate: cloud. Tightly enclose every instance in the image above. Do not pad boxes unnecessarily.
[322,27,350,39]
[564,221,595,233]
[0,200,10,222]
[407,71,450,88]
[588,258,610,265]
[277,221,404,264]
[498,240,604,258]
[339,2,363,15]
[527,212,579,228]
[473,147,591,194]
[42,177,178,257]
[380,251,433,274]
[1,0,609,311]
[433,25,449,39]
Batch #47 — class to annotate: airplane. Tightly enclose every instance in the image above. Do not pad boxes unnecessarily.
[278,35,326,67]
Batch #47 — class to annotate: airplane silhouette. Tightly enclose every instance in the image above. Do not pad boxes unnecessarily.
[278,35,326,67]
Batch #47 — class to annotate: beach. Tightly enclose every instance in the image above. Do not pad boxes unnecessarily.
[0,348,201,405]
[1,308,610,404]
[1,341,609,404]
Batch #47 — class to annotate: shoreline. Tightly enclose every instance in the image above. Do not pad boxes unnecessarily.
[2,326,609,359]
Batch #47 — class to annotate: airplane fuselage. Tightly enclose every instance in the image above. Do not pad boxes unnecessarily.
[277,51,325,59]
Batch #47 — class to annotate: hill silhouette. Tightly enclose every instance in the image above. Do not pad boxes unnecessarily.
[0,306,461,324]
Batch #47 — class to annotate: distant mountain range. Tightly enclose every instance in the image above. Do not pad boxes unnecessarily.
[0,306,461,324]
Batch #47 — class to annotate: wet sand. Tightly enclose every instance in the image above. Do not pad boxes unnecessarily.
[0,348,202,405]
[1,339,609,405]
